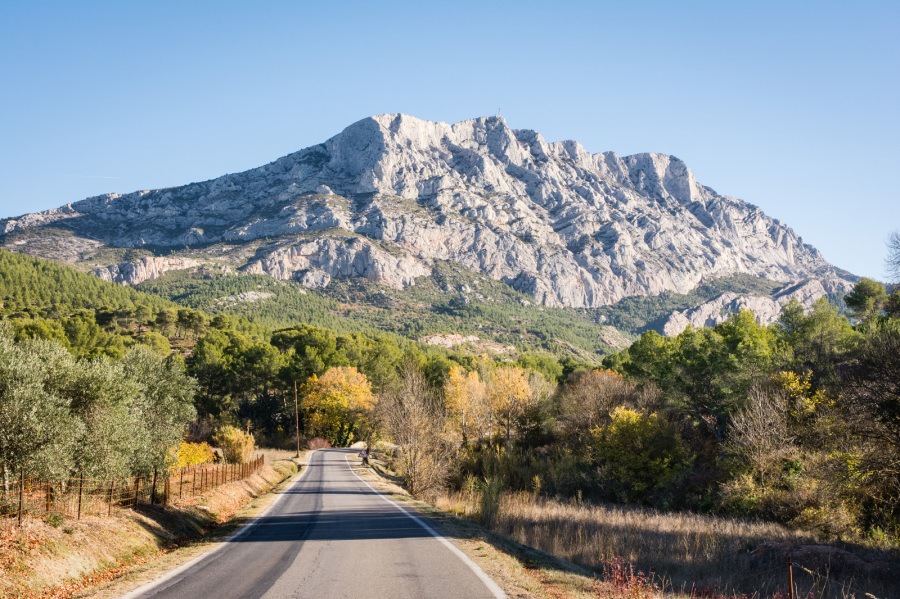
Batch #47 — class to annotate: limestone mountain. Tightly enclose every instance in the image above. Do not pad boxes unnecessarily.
[0,114,852,344]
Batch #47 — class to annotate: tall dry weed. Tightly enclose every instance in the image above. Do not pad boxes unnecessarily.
[434,491,893,597]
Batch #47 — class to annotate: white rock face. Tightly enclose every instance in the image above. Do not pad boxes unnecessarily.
[661,278,855,336]
[240,237,430,290]
[91,256,201,285]
[1,114,851,306]
[294,269,331,289]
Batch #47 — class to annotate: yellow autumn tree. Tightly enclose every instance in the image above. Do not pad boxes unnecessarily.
[166,441,216,472]
[444,365,489,443]
[773,370,834,421]
[303,366,376,446]
[486,366,532,447]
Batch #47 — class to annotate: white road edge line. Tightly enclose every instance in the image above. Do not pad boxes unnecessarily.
[345,454,507,599]
[118,451,317,599]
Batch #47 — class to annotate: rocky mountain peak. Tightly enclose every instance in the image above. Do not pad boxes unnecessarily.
[0,115,850,311]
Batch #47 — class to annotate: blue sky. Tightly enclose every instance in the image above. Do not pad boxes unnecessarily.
[1,0,898,279]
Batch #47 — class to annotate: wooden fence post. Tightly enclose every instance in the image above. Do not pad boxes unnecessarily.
[151,469,158,505]
[788,557,794,599]
[77,473,84,520]
[17,471,24,526]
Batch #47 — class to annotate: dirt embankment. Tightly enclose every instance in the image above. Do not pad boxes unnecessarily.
[0,458,300,599]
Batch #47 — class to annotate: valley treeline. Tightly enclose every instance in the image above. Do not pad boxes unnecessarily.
[1,248,899,547]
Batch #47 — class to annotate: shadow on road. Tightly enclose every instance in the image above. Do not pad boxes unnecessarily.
[228,506,434,542]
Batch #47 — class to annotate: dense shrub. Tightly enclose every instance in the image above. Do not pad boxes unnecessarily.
[592,407,690,502]
[214,425,256,464]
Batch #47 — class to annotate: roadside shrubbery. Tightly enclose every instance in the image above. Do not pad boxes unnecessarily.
[213,425,256,464]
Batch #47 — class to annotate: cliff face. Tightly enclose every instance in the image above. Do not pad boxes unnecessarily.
[91,256,202,286]
[661,278,855,336]
[1,114,849,311]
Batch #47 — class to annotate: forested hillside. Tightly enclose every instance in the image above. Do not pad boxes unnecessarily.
[135,261,627,360]
[0,249,172,315]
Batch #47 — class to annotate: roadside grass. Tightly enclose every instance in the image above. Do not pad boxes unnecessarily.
[433,490,900,599]
[0,453,309,599]
[357,457,899,599]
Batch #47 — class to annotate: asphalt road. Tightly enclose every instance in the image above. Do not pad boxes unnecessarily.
[124,449,504,599]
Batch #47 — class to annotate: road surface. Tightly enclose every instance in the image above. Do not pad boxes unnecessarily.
[124,449,504,599]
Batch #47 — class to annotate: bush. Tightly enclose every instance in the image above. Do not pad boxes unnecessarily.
[167,441,216,471]
[479,477,504,527]
[213,425,256,463]
[592,407,690,502]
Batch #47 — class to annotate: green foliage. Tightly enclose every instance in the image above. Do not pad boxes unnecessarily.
[592,407,690,502]
[135,330,171,357]
[0,249,171,315]
[137,264,618,361]
[45,513,64,527]
[608,310,782,442]
[0,325,196,482]
[844,278,887,321]
[479,477,504,527]
[776,297,857,388]
[589,273,783,335]
[516,352,564,384]
[0,327,78,480]
[122,346,198,474]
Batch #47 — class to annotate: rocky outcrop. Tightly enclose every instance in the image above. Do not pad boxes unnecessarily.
[91,256,202,285]
[240,236,430,290]
[0,114,852,307]
[418,333,516,354]
[2,204,80,233]
[661,278,855,336]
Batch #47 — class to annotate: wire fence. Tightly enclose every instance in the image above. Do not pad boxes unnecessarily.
[0,455,265,524]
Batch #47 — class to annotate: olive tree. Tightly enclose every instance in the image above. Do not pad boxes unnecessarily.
[0,330,77,486]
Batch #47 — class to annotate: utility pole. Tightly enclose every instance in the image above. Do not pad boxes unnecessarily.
[294,380,301,458]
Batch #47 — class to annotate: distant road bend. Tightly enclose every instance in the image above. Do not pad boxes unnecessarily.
[123,449,505,599]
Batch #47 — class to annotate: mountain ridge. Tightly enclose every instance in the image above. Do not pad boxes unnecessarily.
[0,114,852,323]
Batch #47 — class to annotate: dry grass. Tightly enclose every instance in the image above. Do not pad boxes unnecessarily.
[435,490,899,598]
[252,447,301,463]
[0,458,300,599]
